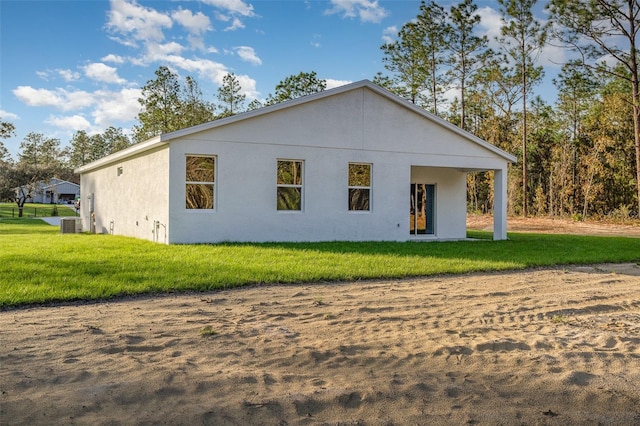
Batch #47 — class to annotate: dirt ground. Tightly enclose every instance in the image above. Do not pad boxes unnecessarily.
[2,264,639,425]
[467,215,640,238]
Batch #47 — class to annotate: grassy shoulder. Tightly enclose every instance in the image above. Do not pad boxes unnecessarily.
[0,203,77,218]
[1,219,639,307]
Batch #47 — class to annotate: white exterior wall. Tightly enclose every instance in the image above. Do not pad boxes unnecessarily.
[80,146,170,242]
[169,142,411,243]
[166,88,500,243]
[78,82,513,244]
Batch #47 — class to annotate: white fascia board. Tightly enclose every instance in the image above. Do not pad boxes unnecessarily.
[74,135,164,174]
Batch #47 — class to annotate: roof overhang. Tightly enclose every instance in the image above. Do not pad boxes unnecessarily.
[74,135,165,174]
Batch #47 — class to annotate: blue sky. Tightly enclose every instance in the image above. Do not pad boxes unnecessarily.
[0,0,562,158]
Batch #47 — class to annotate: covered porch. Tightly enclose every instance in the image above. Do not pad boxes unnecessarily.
[410,166,508,241]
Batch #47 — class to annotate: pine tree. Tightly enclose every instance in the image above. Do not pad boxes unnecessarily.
[217,73,245,117]
[134,66,182,142]
[498,0,547,216]
[447,0,488,130]
[548,0,640,217]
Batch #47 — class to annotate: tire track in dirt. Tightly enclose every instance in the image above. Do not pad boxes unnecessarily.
[1,263,639,425]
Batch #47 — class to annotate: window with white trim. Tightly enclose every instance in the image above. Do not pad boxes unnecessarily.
[186,155,215,210]
[277,159,303,211]
[348,163,371,211]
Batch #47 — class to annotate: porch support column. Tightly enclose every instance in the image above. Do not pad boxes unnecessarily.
[493,168,508,240]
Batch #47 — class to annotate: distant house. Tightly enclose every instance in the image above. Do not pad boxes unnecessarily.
[16,178,80,204]
[75,80,516,244]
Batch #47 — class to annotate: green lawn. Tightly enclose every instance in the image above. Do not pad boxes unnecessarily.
[0,203,77,218]
[1,218,639,307]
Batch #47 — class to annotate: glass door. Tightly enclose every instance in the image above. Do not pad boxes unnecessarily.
[410,183,434,235]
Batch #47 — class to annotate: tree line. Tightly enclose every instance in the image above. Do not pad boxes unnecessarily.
[373,0,639,220]
[0,124,132,214]
[1,0,639,220]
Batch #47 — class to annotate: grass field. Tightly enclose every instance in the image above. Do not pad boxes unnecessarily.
[0,203,77,218]
[1,218,639,307]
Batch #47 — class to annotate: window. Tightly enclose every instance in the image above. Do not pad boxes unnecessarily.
[117,166,123,176]
[277,160,303,211]
[348,163,371,211]
[186,155,215,210]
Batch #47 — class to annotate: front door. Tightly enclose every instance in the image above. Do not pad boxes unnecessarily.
[410,183,435,235]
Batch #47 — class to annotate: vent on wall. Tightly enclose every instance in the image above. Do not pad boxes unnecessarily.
[60,217,81,234]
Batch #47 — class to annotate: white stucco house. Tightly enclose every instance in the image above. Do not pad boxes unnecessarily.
[15,178,80,204]
[75,80,516,244]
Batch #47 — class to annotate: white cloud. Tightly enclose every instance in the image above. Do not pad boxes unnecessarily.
[63,90,97,110]
[382,26,397,44]
[46,114,92,131]
[187,35,203,51]
[311,34,322,48]
[0,109,19,120]
[153,54,258,97]
[235,46,261,65]
[172,8,212,34]
[163,55,229,81]
[107,35,138,48]
[215,11,231,22]
[107,0,172,43]
[325,0,389,23]
[171,9,212,49]
[325,79,352,90]
[58,69,81,82]
[477,6,503,50]
[92,88,141,125]
[84,63,127,84]
[36,70,50,81]
[36,69,81,82]
[13,86,95,111]
[201,0,255,31]
[224,17,245,31]
[233,74,259,99]
[200,0,255,17]
[102,54,126,64]
[539,44,568,68]
[13,85,140,132]
[144,41,185,62]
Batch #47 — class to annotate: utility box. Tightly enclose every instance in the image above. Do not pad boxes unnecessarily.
[60,217,81,234]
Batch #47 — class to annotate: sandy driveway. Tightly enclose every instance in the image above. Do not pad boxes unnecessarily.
[2,262,639,425]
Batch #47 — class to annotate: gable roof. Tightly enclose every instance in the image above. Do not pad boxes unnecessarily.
[45,178,80,189]
[15,178,80,192]
[76,80,516,174]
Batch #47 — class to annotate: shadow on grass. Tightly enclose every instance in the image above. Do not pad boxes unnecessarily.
[233,232,640,270]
